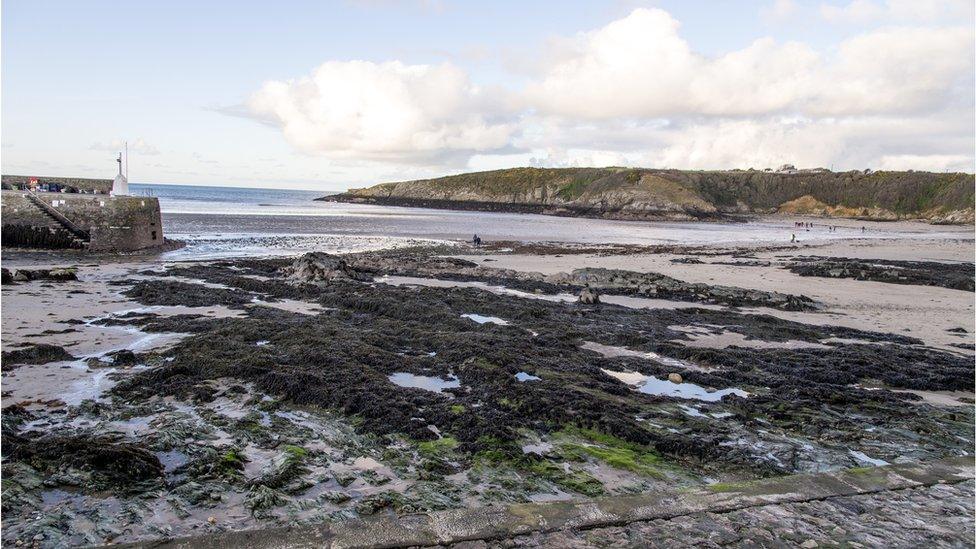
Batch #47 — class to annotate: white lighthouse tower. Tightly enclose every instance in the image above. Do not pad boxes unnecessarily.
[111,142,129,196]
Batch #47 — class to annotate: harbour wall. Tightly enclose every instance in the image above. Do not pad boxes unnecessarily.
[1,191,165,252]
[1,174,113,194]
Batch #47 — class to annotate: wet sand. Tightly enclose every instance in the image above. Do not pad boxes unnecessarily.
[464,237,975,353]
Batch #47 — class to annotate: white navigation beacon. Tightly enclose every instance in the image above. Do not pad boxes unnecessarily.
[111,142,129,196]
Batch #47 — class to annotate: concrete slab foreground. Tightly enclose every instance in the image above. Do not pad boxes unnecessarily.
[114,456,975,549]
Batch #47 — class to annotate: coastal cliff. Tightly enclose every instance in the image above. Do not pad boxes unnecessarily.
[320,168,976,223]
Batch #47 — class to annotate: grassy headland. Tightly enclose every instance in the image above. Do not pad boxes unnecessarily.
[321,167,975,223]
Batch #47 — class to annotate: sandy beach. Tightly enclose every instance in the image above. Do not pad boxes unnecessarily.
[468,236,975,353]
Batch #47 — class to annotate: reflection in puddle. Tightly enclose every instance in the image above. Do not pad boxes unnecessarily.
[156,450,190,473]
[376,276,577,303]
[601,368,749,402]
[461,313,509,325]
[388,372,461,393]
[670,325,829,350]
[515,372,541,382]
[250,297,324,316]
[680,405,733,419]
[582,341,703,371]
[40,489,85,507]
[849,450,889,466]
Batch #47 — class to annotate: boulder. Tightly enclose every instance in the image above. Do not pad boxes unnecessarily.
[578,285,601,304]
[10,268,78,283]
[282,252,371,283]
[48,268,79,281]
[668,373,683,384]
[87,349,139,369]
[2,343,76,366]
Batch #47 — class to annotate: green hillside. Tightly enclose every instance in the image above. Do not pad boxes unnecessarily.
[326,167,975,223]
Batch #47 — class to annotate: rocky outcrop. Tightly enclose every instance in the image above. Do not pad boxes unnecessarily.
[5,267,78,283]
[578,286,600,304]
[320,167,975,224]
[343,252,817,311]
[547,268,817,311]
[787,257,975,292]
[1,343,76,366]
[282,252,371,283]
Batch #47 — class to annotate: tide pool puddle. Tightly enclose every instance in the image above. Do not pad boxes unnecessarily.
[376,275,577,303]
[849,450,889,466]
[601,368,749,402]
[156,450,190,473]
[461,313,509,325]
[680,405,733,419]
[389,372,461,393]
[250,297,324,316]
[515,372,541,382]
[669,325,829,350]
[582,341,704,371]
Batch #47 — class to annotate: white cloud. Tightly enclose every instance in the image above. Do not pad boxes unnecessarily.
[818,26,974,115]
[524,8,973,119]
[236,7,973,174]
[89,138,160,155]
[875,154,973,171]
[246,60,518,165]
[516,112,974,172]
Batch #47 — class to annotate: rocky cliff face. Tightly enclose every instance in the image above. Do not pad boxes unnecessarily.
[321,167,975,223]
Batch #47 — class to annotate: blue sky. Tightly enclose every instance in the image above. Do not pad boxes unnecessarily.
[3,0,973,190]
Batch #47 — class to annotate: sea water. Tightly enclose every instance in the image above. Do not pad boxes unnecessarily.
[130,183,973,260]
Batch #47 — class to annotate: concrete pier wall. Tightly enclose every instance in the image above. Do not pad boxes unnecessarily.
[115,457,974,549]
[1,191,165,251]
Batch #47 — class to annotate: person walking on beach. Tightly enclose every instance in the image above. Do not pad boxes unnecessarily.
[791,233,796,243]
[472,234,482,246]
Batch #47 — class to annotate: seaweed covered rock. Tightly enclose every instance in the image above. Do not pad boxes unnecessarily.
[2,343,75,366]
[86,349,139,369]
[109,255,973,478]
[122,280,256,307]
[4,433,164,490]
[282,252,371,283]
[549,268,816,311]
[578,285,601,304]
[10,268,78,283]
[788,257,975,292]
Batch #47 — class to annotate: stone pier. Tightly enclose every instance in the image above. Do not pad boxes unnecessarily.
[1,190,165,252]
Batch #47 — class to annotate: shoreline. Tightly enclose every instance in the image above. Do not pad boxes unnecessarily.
[319,193,976,226]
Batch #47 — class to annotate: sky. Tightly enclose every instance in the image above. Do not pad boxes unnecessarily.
[2,0,974,191]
